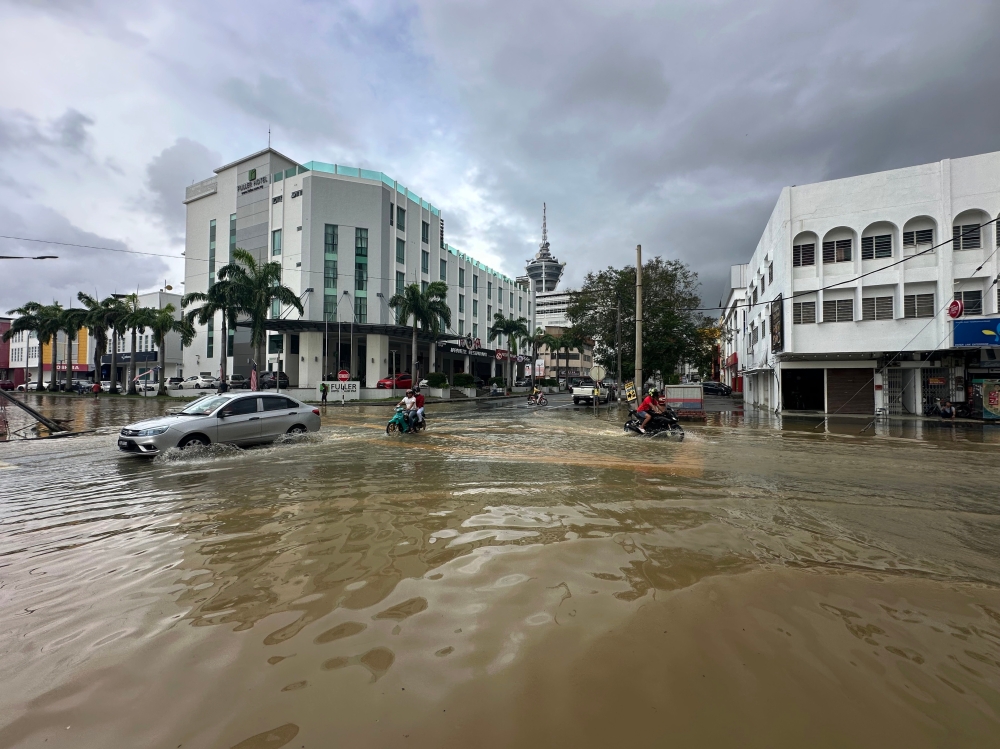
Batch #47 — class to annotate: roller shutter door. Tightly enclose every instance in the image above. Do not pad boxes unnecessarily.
[826,368,875,414]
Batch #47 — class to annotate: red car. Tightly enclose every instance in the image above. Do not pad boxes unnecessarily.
[0,380,15,391]
[376,373,412,389]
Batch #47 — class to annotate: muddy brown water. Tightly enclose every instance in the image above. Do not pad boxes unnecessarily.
[1,396,1000,747]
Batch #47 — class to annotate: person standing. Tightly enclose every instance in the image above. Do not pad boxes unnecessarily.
[92,381,101,399]
[320,382,328,405]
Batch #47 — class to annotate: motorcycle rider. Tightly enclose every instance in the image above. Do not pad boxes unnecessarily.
[636,388,664,434]
[397,389,418,431]
[413,387,426,425]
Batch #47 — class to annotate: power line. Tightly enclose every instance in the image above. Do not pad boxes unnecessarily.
[0,234,183,259]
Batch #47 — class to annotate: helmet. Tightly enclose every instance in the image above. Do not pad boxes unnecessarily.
[649,388,659,396]
[413,386,421,393]
[406,389,414,394]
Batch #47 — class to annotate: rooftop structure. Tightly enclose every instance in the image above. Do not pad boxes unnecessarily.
[524,204,565,293]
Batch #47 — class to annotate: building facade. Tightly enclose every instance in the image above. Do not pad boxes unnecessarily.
[99,291,185,383]
[718,264,747,392]
[7,326,93,387]
[182,149,535,388]
[737,151,1000,417]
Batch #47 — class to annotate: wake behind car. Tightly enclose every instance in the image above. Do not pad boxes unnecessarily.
[117,392,321,455]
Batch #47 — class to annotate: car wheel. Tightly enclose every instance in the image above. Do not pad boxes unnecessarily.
[287,424,307,435]
[178,434,209,449]
[573,398,579,405]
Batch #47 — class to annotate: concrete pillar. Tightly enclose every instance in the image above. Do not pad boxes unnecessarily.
[464,353,471,378]
[429,339,436,373]
[282,333,300,386]
[298,332,323,389]
[366,333,389,388]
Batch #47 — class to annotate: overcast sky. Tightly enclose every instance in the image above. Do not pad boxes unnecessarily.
[2,0,1000,314]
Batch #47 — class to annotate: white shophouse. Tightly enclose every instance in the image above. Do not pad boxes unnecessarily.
[182,149,534,389]
[737,151,1000,417]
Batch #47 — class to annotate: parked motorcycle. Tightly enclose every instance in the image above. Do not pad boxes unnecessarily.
[624,408,684,439]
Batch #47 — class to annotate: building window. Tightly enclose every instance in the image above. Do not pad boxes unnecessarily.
[473,275,478,293]
[207,219,217,287]
[354,296,367,323]
[903,229,934,247]
[268,334,283,354]
[487,281,492,299]
[822,298,854,322]
[389,202,394,226]
[355,227,368,257]
[861,235,892,260]
[904,293,935,318]
[953,224,981,250]
[271,299,280,319]
[487,305,492,319]
[421,280,428,293]
[421,250,429,274]
[459,294,465,313]
[510,291,514,307]
[355,263,368,292]
[750,324,758,346]
[768,262,773,282]
[271,228,282,256]
[822,239,852,263]
[323,294,337,322]
[752,287,758,304]
[396,206,406,232]
[440,258,447,281]
[458,319,464,335]
[459,268,465,288]
[792,301,816,324]
[955,290,983,316]
[519,296,522,312]
[396,238,405,264]
[472,299,478,317]
[421,220,429,244]
[861,296,894,320]
[207,322,214,357]
[472,323,478,338]
[793,243,815,267]
[760,275,765,293]
[325,224,338,255]
[396,271,405,295]
[324,258,337,290]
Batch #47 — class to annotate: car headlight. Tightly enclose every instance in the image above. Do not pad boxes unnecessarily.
[137,426,170,436]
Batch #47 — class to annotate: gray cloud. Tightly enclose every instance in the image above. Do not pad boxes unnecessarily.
[145,138,221,241]
[0,107,94,155]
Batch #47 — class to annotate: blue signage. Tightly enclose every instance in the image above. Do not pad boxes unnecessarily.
[953,316,1000,347]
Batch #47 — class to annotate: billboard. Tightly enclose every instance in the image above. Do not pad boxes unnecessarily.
[953,317,1000,347]
[769,295,784,353]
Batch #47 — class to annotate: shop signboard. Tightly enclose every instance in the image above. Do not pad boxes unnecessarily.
[319,381,360,400]
[983,380,1000,421]
[953,317,1000,347]
[769,295,784,353]
[437,341,495,360]
[624,380,638,403]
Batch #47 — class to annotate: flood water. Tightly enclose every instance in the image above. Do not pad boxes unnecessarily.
[2,395,1000,747]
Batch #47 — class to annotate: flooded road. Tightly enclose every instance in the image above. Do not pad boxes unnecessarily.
[2,396,1000,747]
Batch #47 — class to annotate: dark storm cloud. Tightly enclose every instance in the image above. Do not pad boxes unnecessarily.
[0,205,168,311]
[418,0,1000,304]
[145,138,221,242]
[0,108,94,156]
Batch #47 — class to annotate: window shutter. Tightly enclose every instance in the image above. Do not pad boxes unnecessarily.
[862,297,875,320]
[903,231,914,247]
[801,301,816,323]
[822,241,835,264]
[861,236,874,260]
[915,228,933,245]
[836,298,854,321]
[874,235,892,258]
[836,239,852,262]
[823,299,837,321]
[875,296,893,320]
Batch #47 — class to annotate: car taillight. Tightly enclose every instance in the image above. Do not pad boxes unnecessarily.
[312,408,320,415]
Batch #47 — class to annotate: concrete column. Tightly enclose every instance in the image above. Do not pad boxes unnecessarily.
[429,339,436,373]
[366,333,389,388]
[283,333,300,386]
[464,353,471,376]
[298,332,323,389]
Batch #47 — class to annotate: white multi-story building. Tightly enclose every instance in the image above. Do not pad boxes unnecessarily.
[718,263,748,392]
[182,149,534,388]
[738,151,1000,418]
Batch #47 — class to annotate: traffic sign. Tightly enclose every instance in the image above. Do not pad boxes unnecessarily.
[338,370,350,382]
[589,365,607,381]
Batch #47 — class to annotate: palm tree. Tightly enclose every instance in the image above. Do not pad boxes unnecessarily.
[36,303,64,391]
[217,248,303,388]
[104,298,129,394]
[488,313,529,387]
[182,279,238,385]
[77,293,119,389]
[149,304,195,395]
[557,327,588,388]
[3,303,44,389]
[120,294,155,395]
[526,327,559,389]
[388,281,451,383]
[58,306,88,391]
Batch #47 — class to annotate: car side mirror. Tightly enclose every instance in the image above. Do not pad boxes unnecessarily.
[218,410,230,418]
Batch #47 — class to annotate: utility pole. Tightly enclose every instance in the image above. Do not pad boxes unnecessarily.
[634,244,643,394]
[616,293,622,403]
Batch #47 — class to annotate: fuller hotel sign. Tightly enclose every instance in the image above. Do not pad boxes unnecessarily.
[238,168,270,196]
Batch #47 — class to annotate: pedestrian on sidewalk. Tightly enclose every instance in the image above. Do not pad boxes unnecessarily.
[91,381,101,399]
[320,382,328,404]
[940,401,956,420]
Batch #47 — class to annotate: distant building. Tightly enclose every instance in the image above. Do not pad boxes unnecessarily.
[523,204,565,293]
[100,291,184,383]
[0,318,11,384]
[719,264,748,392]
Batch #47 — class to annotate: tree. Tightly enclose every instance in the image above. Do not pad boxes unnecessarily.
[37,303,64,391]
[77,293,118,390]
[556,326,588,386]
[120,294,158,395]
[217,248,303,387]
[567,257,713,384]
[182,279,239,384]
[488,313,528,386]
[388,281,451,383]
[105,298,129,394]
[149,304,195,395]
[3,303,44,389]
[58,306,88,391]
[526,327,559,388]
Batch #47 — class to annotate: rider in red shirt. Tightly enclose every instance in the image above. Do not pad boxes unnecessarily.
[636,388,663,433]
[414,387,426,424]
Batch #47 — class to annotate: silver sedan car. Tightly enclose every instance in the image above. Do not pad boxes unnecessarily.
[117,392,321,455]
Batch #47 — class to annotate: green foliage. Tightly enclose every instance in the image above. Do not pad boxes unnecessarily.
[540,378,558,387]
[566,256,714,381]
[453,372,476,387]
[489,376,505,386]
[426,371,449,388]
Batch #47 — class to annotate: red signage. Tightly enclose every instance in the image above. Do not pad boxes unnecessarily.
[948,299,964,319]
[338,369,350,382]
[495,349,508,360]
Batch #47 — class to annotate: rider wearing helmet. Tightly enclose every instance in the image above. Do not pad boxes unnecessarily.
[636,388,664,434]
[413,386,426,424]
[397,389,418,430]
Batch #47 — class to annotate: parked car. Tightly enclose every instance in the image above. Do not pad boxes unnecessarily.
[0,380,15,391]
[17,381,42,391]
[117,392,321,455]
[376,372,412,389]
[259,371,290,389]
[100,381,112,392]
[181,375,218,390]
[514,378,531,388]
[228,374,250,389]
[702,381,732,396]
[166,377,185,390]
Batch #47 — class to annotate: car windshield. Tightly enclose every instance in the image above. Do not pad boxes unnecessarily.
[180,395,233,415]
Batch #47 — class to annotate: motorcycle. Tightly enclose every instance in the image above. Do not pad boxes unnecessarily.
[386,407,426,434]
[527,393,548,406]
[624,408,684,439]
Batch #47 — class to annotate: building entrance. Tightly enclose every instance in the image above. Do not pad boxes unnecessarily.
[781,368,824,410]
[827,368,875,414]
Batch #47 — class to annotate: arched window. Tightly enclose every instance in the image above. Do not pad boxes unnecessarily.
[860,221,897,260]
[792,231,818,267]
[952,209,989,251]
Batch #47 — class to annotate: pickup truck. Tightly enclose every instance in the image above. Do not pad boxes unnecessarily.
[572,378,609,405]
